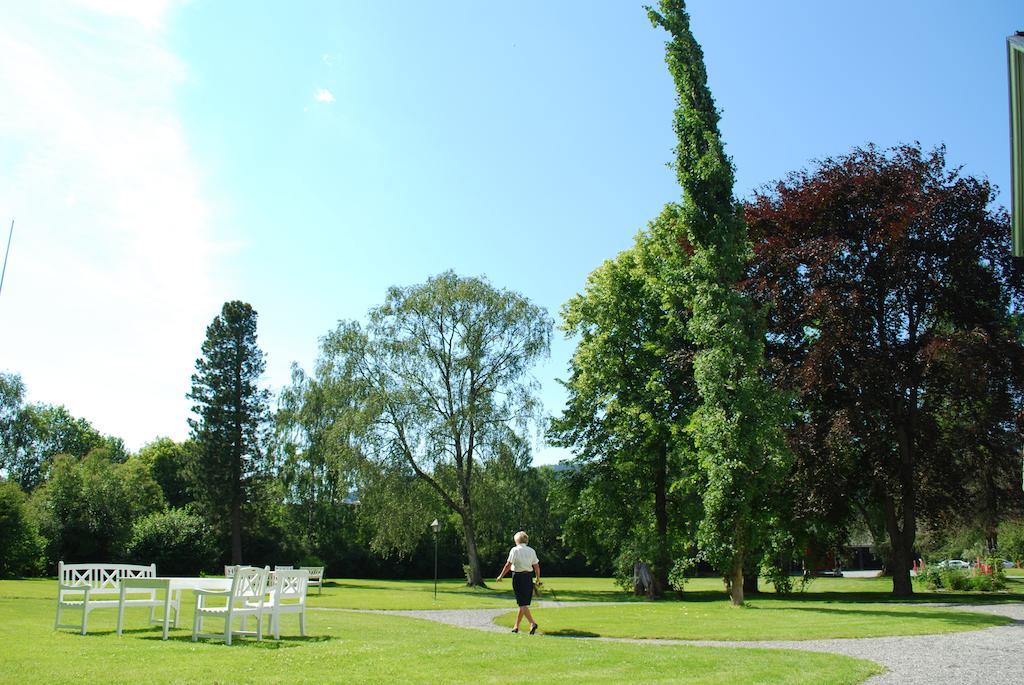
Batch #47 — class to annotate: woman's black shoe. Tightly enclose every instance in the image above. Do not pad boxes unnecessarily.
[511,628,519,633]
[530,624,538,635]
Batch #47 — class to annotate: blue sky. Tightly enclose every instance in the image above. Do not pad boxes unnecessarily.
[0,1,1021,463]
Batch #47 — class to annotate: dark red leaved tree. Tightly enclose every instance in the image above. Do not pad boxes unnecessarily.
[745,144,1024,596]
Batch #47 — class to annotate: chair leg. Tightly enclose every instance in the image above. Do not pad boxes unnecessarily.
[299,611,305,637]
[192,610,200,642]
[81,607,88,636]
[54,602,62,630]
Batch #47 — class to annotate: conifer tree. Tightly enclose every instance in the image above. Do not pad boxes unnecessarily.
[188,301,270,564]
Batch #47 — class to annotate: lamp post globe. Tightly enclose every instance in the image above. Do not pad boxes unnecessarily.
[430,519,440,600]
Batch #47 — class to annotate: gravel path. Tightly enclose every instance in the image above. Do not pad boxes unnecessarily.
[317,600,1024,684]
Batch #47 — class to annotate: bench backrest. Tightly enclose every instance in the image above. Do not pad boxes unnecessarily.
[58,562,157,591]
[299,566,324,581]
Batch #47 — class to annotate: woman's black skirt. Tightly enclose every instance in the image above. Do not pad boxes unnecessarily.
[512,572,533,607]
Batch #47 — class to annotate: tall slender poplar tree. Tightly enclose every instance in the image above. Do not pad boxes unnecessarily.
[647,0,787,605]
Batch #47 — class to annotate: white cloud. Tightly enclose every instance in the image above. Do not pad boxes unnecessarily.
[69,0,181,31]
[0,1,228,449]
[314,88,335,103]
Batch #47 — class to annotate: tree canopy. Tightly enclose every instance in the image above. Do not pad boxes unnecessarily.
[745,143,1024,595]
[315,271,552,586]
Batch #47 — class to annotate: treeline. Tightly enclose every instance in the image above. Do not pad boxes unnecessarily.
[0,368,594,579]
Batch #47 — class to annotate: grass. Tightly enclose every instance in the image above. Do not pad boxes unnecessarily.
[0,579,881,684]
[310,576,652,610]
[489,574,1021,640]
[494,600,1012,640]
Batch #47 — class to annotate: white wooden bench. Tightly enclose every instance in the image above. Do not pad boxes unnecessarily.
[55,562,166,635]
[299,566,324,595]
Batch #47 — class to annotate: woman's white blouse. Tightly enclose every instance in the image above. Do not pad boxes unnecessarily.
[507,543,539,572]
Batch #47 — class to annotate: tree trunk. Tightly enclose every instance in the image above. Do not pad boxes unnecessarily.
[889,537,913,597]
[462,517,485,587]
[634,562,657,597]
[883,422,918,598]
[231,499,242,564]
[653,443,669,597]
[882,489,915,598]
[743,573,759,595]
[728,555,745,606]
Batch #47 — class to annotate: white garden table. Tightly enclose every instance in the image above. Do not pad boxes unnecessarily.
[117,577,233,640]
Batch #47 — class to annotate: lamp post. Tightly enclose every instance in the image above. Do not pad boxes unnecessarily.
[430,519,441,601]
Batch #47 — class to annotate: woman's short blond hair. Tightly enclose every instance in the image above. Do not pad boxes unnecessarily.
[514,531,529,544]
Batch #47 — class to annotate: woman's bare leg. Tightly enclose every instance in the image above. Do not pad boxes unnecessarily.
[515,607,526,630]
[522,606,536,628]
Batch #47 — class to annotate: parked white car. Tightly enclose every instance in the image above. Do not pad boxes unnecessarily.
[933,559,970,569]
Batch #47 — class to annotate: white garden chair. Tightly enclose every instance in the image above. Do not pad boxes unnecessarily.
[192,566,268,645]
[224,565,240,578]
[274,565,293,570]
[257,569,308,640]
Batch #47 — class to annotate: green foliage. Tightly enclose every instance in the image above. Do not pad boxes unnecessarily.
[0,480,44,577]
[997,519,1024,563]
[137,438,195,509]
[124,507,217,575]
[314,272,552,585]
[551,210,700,594]
[760,564,794,595]
[1,372,123,491]
[667,557,697,593]
[241,476,305,566]
[646,0,788,602]
[188,301,271,563]
[30,450,164,565]
[915,561,1007,592]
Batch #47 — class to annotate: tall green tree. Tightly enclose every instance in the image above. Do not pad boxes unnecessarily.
[274,362,367,563]
[137,437,196,509]
[317,272,551,586]
[1,372,123,491]
[648,0,787,605]
[0,479,44,577]
[745,144,1024,596]
[30,449,164,565]
[551,209,699,596]
[187,301,271,564]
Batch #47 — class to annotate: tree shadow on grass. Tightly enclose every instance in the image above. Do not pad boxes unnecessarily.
[540,628,602,637]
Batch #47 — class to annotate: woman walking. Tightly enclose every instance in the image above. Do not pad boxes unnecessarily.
[496,531,540,634]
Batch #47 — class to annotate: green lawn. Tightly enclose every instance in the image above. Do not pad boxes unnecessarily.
[310,576,651,610]
[0,579,880,684]
[494,599,1012,640]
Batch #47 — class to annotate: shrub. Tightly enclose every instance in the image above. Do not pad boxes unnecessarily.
[914,566,943,591]
[0,480,44,577]
[941,568,971,591]
[668,558,697,593]
[760,562,794,595]
[997,519,1024,565]
[124,507,218,575]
